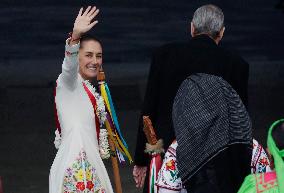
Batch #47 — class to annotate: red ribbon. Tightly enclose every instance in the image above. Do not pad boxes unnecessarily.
[54,82,101,143]
[82,82,100,142]
[54,82,61,134]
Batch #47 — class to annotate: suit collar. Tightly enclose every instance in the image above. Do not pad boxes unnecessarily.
[191,34,218,46]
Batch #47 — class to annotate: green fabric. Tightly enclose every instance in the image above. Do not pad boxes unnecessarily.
[267,119,284,193]
[238,119,284,193]
[238,174,256,193]
[238,172,279,193]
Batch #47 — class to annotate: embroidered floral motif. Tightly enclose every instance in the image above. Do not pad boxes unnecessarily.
[63,150,106,193]
[76,182,85,191]
[156,141,183,191]
[87,181,94,190]
[166,159,176,171]
[259,157,269,166]
[251,139,272,173]
[165,159,179,183]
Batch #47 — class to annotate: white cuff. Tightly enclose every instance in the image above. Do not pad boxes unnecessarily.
[65,38,80,55]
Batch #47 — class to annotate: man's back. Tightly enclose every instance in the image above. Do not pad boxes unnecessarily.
[134,34,249,168]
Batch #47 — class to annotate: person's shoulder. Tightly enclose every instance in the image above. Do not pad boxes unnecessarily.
[218,46,241,58]
[219,46,249,66]
[154,41,188,53]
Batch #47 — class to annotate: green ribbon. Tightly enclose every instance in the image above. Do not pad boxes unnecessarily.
[267,118,284,192]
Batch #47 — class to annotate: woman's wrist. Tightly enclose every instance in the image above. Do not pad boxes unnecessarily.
[68,31,81,45]
[72,29,82,38]
[71,31,81,40]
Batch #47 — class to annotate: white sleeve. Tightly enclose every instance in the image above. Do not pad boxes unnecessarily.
[58,39,80,90]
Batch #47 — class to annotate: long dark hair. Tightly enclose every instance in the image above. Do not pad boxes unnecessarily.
[79,34,102,49]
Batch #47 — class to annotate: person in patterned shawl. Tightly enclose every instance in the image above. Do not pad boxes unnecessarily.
[172,73,252,193]
[156,74,271,193]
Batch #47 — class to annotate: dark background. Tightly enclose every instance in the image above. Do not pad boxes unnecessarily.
[1,0,284,192]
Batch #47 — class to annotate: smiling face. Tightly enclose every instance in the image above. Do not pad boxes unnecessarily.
[79,40,102,81]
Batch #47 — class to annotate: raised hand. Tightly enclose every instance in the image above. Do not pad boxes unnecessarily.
[72,6,100,40]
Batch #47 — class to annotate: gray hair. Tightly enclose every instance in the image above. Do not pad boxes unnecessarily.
[192,4,224,39]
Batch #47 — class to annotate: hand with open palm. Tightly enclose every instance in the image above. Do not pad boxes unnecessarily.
[71,6,100,42]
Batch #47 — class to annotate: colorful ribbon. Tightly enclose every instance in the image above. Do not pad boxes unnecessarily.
[99,82,133,163]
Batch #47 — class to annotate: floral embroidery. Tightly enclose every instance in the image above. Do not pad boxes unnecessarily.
[259,157,269,166]
[165,159,179,183]
[156,141,183,191]
[62,150,106,193]
[251,139,271,173]
[76,182,85,191]
[87,181,95,190]
[166,159,176,171]
[76,169,85,181]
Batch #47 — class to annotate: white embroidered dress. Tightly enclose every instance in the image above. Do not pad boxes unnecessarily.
[49,40,114,193]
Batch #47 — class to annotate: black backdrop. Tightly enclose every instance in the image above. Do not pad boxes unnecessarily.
[1,0,284,192]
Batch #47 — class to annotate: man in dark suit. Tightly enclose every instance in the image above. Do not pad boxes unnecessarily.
[133,4,249,192]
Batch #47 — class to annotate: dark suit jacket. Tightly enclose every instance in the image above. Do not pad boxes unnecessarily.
[134,35,249,167]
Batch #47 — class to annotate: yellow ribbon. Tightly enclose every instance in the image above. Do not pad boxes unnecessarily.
[100,84,133,163]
